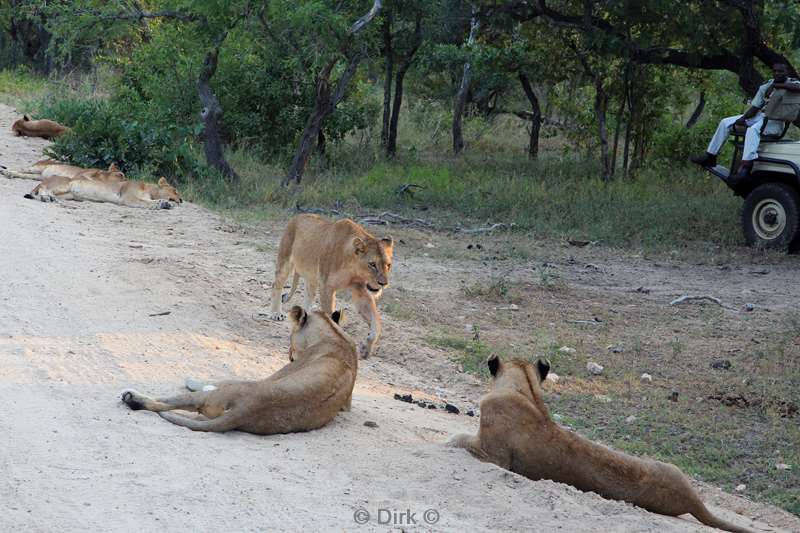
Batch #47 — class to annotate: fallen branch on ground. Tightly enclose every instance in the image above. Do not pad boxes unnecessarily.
[669,295,726,308]
[295,205,512,234]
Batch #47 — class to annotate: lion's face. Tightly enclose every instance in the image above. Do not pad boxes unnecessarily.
[287,306,345,362]
[11,115,29,135]
[106,163,126,181]
[487,355,549,404]
[353,236,393,294]
[153,177,183,203]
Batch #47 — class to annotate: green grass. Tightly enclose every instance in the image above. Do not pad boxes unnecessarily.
[0,67,48,108]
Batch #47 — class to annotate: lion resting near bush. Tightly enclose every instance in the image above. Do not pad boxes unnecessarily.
[24,176,181,209]
[121,306,357,434]
[1,160,125,182]
[11,115,70,139]
[269,214,393,359]
[448,355,753,533]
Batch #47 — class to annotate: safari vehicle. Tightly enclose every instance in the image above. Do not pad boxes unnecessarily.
[704,121,800,250]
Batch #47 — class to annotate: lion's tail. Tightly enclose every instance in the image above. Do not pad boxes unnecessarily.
[2,167,42,181]
[691,503,753,533]
[159,410,242,432]
[281,272,301,303]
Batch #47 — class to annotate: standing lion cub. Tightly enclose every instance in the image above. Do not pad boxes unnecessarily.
[121,306,357,434]
[448,356,753,533]
[269,213,393,358]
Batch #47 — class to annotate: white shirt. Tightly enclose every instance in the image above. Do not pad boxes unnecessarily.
[751,77,800,108]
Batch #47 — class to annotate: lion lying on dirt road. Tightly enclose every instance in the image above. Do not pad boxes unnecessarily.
[269,213,393,359]
[121,306,357,434]
[1,160,124,182]
[24,176,181,209]
[448,355,753,533]
[11,115,70,139]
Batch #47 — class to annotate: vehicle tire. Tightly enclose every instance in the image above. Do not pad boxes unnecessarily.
[741,182,800,250]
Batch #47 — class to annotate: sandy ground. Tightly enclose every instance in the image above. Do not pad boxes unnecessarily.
[0,103,797,533]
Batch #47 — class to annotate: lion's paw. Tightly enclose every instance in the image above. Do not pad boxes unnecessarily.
[120,389,146,410]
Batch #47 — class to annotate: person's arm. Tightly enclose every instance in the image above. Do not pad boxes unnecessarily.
[772,81,800,93]
[735,106,760,125]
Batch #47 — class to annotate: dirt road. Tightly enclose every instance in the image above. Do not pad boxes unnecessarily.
[0,103,794,532]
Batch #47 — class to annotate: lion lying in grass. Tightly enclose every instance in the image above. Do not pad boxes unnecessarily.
[448,356,753,533]
[11,115,70,139]
[121,306,357,434]
[24,176,181,209]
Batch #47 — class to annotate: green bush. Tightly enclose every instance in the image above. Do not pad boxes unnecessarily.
[36,94,203,179]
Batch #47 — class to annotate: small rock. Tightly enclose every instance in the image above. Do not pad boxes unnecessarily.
[424,242,435,249]
[128,243,143,249]
[559,346,577,354]
[363,421,378,428]
[776,463,791,471]
[445,403,460,414]
[393,393,413,403]
[607,345,624,353]
[496,304,519,311]
[414,400,428,408]
[640,373,653,383]
[735,484,746,492]
[546,372,560,384]
[710,359,732,370]
[466,410,475,417]
[669,390,679,402]
[625,415,637,423]
[743,303,755,312]
[552,413,563,422]
[428,404,436,410]
[586,362,604,375]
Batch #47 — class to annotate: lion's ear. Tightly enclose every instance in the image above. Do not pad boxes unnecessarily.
[331,310,344,325]
[536,359,550,382]
[22,115,30,121]
[288,306,308,327]
[487,354,500,376]
[158,177,168,187]
[353,237,366,255]
[380,236,394,248]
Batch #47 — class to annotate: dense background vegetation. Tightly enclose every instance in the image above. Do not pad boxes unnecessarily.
[1,0,799,251]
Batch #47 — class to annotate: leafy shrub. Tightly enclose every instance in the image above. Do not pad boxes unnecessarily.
[36,94,203,179]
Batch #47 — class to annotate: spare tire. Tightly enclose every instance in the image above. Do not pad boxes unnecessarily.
[741,182,800,250]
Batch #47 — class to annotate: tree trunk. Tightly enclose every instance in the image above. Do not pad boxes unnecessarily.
[594,79,611,181]
[284,0,382,186]
[452,7,480,155]
[685,90,706,128]
[387,68,407,157]
[197,43,238,182]
[380,11,393,148]
[284,55,362,185]
[611,64,629,176]
[386,12,422,157]
[518,72,542,160]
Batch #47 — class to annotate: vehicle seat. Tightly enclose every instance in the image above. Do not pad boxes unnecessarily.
[732,120,791,141]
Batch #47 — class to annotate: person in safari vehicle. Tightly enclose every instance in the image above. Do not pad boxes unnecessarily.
[691,63,800,184]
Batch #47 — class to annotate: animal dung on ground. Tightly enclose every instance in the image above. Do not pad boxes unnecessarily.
[394,393,413,403]
[445,403,460,414]
[363,421,378,428]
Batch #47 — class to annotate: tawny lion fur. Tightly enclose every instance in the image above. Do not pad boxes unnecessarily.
[448,356,753,533]
[25,176,181,209]
[121,307,357,434]
[2,160,124,182]
[269,214,393,359]
[11,115,70,139]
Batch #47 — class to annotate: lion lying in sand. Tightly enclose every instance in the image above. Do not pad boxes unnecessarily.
[121,306,357,434]
[269,213,393,359]
[11,115,70,139]
[24,176,181,209]
[448,355,753,533]
[1,160,125,182]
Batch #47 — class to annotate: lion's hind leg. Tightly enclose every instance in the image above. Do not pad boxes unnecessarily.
[121,389,211,413]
